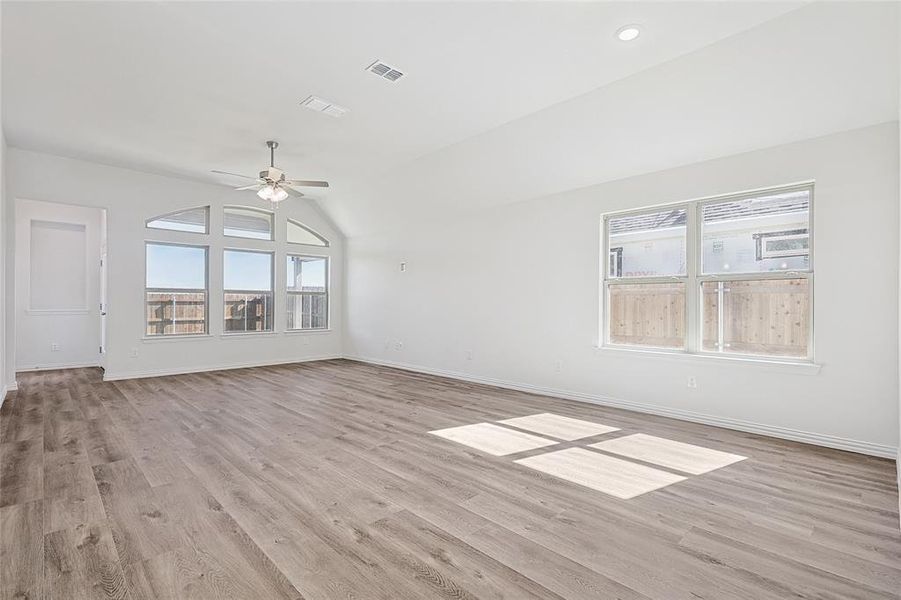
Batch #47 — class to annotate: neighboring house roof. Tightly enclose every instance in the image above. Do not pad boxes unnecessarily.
[609,191,808,235]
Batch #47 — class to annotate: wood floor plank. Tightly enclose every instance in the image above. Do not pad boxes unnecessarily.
[1,362,898,600]
[43,520,130,600]
[1,500,44,600]
[1,438,44,507]
[91,459,187,566]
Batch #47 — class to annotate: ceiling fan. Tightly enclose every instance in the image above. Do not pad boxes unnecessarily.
[212,140,328,205]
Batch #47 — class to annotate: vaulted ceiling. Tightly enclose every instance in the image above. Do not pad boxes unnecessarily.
[3,2,897,236]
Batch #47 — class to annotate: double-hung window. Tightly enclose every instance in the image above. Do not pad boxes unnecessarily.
[145,242,208,336]
[223,249,274,333]
[603,183,812,360]
[286,255,328,330]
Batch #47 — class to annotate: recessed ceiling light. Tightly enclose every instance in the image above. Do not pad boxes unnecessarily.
[616,25,641,42]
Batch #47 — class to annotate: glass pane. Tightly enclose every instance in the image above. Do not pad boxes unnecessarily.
[145,291,207,335]
[146,207,208,233]
[287,219,328,246]
[287,256,327,292]
[224,292,273,332]
[146,244,206,289]
[224,207,273,240]
[607,282,685,349]
[287,293,328,330]
[701,278,809,358]
[607,208,687,278]
[702,188,810,274]
[224,250,272,291]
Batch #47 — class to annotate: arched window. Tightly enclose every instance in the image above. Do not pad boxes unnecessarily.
[146,206,209,234]
[287,218,328,247]
[224,206,274,240]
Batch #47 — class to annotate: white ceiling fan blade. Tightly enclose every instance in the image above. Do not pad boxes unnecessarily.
[234,184,263,191]
[282,186,305,198]
[284,179,329,188]
[212,169,257,180]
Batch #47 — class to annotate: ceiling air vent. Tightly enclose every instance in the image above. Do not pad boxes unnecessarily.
[367,60,404,82]
[300,95,349,118]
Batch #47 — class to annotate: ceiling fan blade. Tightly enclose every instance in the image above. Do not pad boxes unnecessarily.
[284,179,329,188]
[234,184,263,191]
[211,169,257,180]
[282,186,305,198]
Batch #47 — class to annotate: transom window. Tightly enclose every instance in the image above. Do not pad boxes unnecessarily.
[287,218,328,246]
[223,206,273,240]
[146,206,209,234]
[602,183,812,361]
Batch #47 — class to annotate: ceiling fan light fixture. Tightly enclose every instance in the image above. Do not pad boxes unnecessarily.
[257,185,275,201]
[271,187,289,203]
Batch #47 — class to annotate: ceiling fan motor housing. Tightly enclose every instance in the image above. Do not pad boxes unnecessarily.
[259,166,285,182]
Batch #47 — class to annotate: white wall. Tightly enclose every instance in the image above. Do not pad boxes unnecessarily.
[14,199,103,370]
[5,148,344,382]
[0,133,6,397]
[345,123,900,457]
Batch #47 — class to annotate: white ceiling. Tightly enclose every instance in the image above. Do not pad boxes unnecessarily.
[2,1,896,236]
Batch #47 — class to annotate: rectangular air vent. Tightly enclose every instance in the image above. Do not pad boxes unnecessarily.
[366,60,404,82]
[300,95,349,118]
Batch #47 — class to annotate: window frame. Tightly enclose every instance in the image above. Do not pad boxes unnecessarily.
[223,205,275,242]
[144,241,210,337]
[286,254,330,331]
[222,247,275,334]
[601,181,814,363]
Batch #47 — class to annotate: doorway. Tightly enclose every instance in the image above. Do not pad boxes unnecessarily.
[14,198,107,371]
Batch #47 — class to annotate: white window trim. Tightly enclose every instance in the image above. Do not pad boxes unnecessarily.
[600,181,815,365]
[223,248,275,334]
[286,253,329,331]
[144,241,210,337]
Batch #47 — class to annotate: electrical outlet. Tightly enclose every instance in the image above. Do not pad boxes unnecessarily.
[400,262,407,272]
[465,350,473,360]
[50,343,60,352]
[554,360,563,373]
[687,376,698,389]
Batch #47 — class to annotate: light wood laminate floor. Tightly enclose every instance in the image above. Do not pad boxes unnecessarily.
[1,360,899,599]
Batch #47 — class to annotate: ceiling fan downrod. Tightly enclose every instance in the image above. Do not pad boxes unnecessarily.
[266,140,278,167]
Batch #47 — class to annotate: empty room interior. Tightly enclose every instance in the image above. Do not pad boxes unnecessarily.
[1,1,901,598]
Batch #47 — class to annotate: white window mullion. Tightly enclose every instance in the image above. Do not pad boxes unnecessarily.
[685,201,700,353]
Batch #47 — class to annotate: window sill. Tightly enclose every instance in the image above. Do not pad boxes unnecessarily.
[142,334,212,343]
[284,328,332,335]
[219,331,278,338]
[594,345,822,374]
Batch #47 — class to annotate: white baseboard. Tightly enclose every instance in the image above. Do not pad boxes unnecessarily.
[17,361,100,372]
[102,354,342,382]
[7,381,17,392]
[346,355,898,460]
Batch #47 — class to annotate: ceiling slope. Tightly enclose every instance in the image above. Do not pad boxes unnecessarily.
[328,1,898,236]
[3,1,802,233]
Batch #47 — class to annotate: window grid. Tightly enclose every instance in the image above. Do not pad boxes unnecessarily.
[602,182,813,361]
